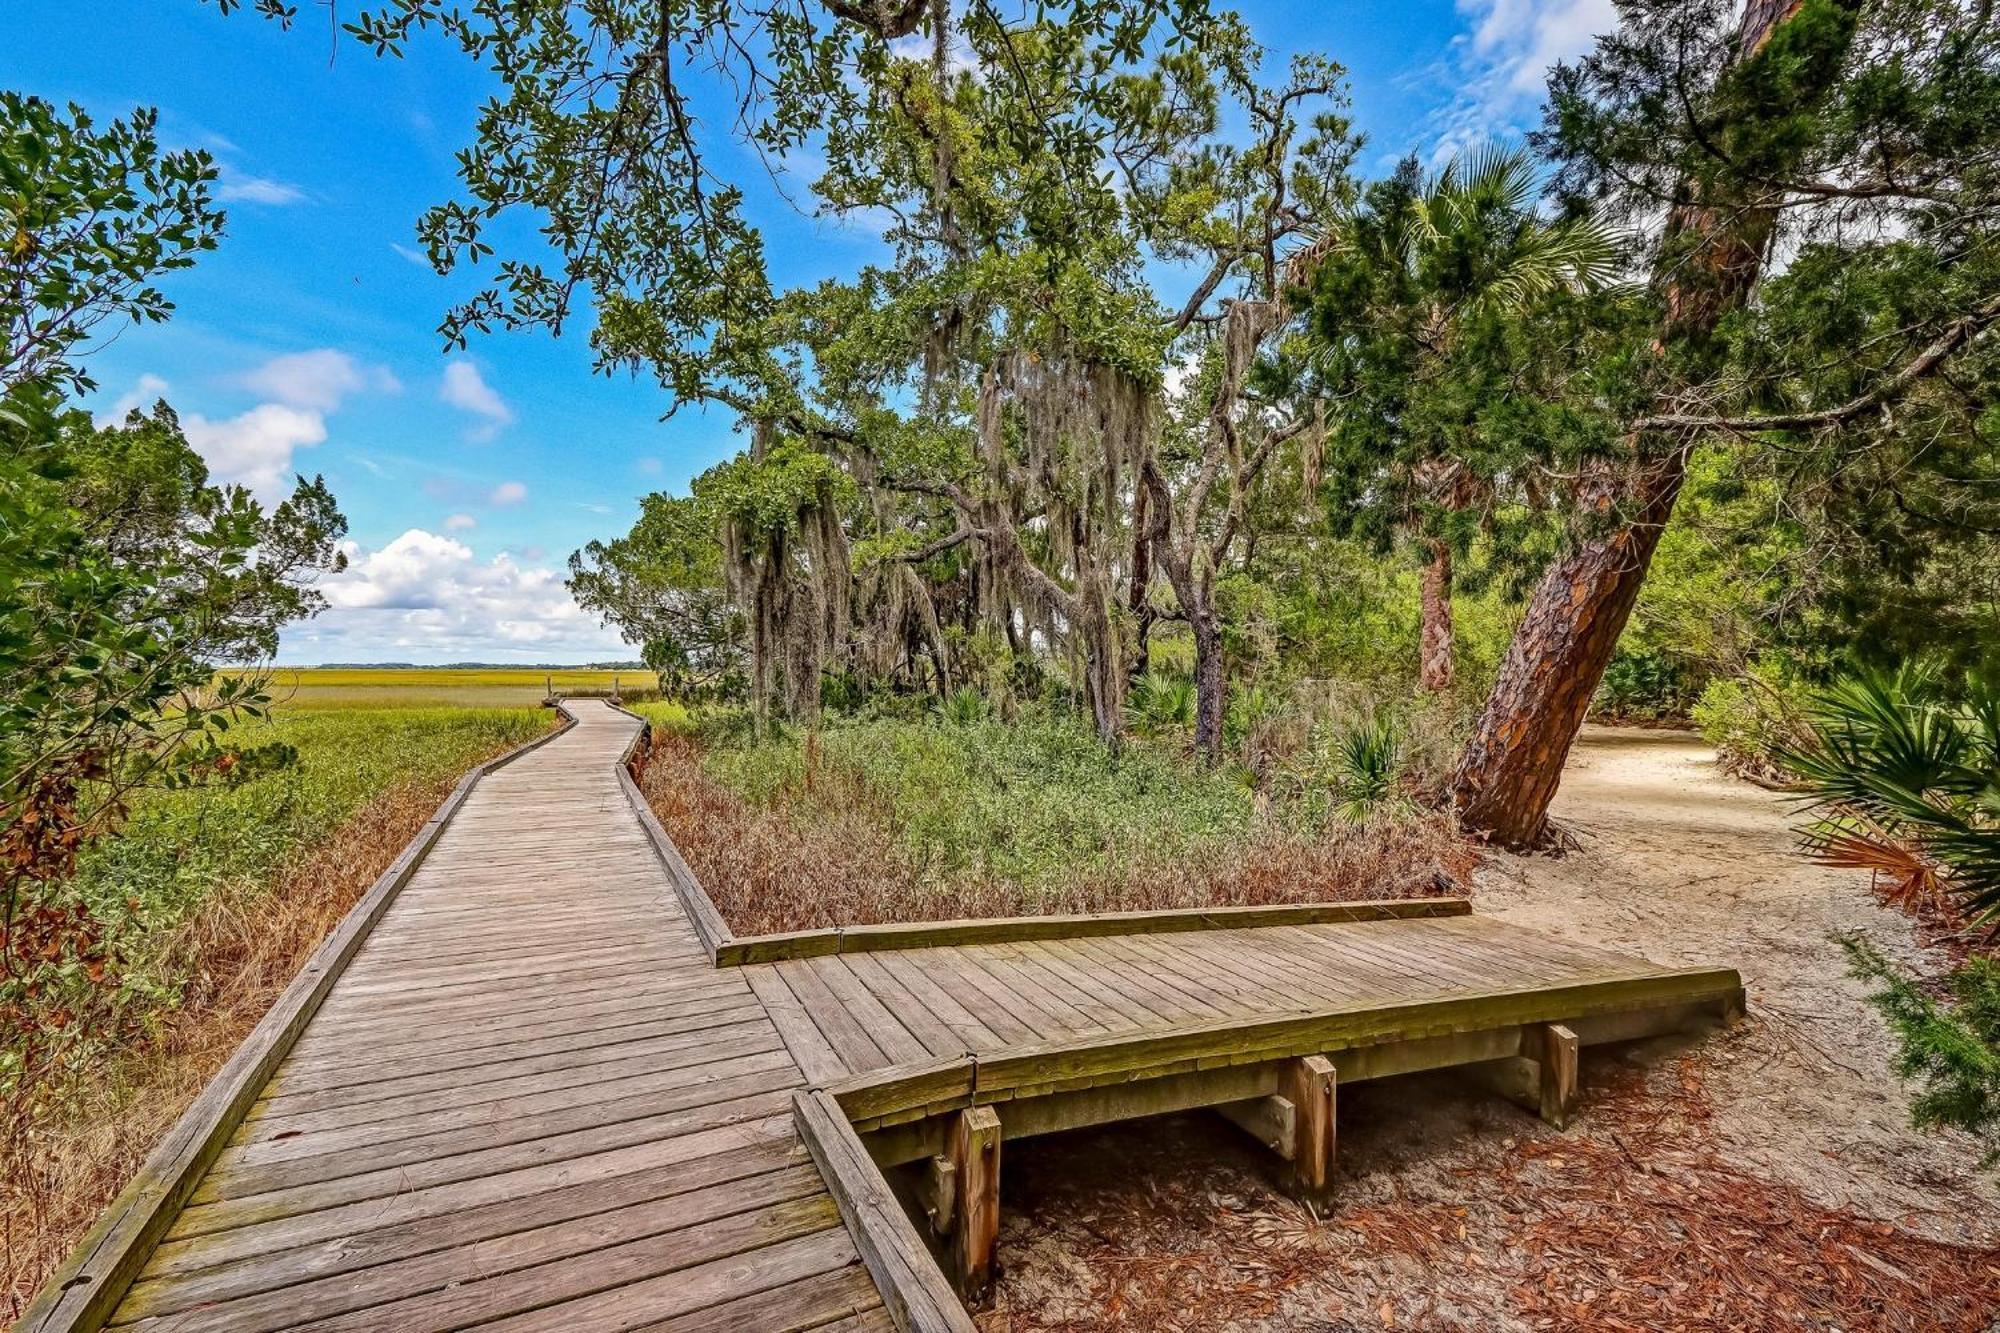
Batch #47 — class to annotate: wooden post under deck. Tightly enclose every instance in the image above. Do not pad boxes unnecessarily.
[1534,1022,1579,1129]
[950,1105,1001,1303]
[1284,1055,1338,1194]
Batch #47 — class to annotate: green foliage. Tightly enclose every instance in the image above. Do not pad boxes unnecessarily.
[1329,714,1404,822]
[1843,936,2000,1165]
[1780,667,2000,921]
[700,712,1271,891]
[5,707,548,1094]
[941,685,989,725]
[0,93,221,395]
[1,92,347,1109]
[1691,657,1814,771]
[1126,673,1195,734]
[1595,648,1697,721]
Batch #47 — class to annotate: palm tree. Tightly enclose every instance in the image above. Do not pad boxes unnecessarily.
[1303,148,1618,691]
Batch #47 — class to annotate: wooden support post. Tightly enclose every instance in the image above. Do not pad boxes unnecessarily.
[949,1105,1001,1304]
[1284,1055,1337,1195]
[1532,1023,1579,1130]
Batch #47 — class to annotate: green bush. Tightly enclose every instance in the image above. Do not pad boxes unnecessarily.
[1596,648,1697,720]
[1692,656,1814,773]
[1844,937,2000,1166]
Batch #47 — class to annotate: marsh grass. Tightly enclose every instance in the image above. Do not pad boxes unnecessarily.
[2,705,551,1317]
[234,667,659,710]
[634,712,1476,935]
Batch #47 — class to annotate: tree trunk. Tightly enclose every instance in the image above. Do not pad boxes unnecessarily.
[1419,538,1454,693]
[1449,0,1822,848]
[1127,488,1155,689]
[1450,459,1684,845]
[1190,603,1225,764]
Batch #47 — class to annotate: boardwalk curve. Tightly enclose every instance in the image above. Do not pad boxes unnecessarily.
[28,699,1742,1332]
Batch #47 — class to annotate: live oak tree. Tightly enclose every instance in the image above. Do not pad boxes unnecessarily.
[1451,0,2000,847]
[241,0,1360,754]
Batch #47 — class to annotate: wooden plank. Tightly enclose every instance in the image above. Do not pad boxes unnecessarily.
[747,968,850,1084]
[111,1166,827,1331]
[17,706,578,1333]
[617,758,737,961]
[831,967,1744,1127]
[718,897,1473,965]
[115,1142,800,1319]
[629,1263,884,1333]
[1534,1022,1580,1129]
[792,1090,976,1333]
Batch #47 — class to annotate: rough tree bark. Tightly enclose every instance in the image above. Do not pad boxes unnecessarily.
[1450,0,1818,848]
[1419,537,1454,693]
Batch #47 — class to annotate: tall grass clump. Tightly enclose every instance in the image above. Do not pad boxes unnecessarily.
[637,708,1474,935]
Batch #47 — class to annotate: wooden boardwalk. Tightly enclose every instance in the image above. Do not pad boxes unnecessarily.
[34,700,1742,1333]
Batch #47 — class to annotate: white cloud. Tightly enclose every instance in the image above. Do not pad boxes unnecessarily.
[217,169,306,205]
[183,403,328,501]
[300,528,630,660]
[490,480,529,506]
[98,373,173,424]
[444,512,477,531]
[391,242,431,268]
[1433,0,1616,148]
[441,360,514,439]
[636,456,663,475]
[240,349,399,412]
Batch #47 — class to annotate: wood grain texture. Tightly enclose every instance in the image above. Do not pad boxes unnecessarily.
[32,702,889,1333]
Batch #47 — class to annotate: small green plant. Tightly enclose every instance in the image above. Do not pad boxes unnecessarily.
[1126,674,1195,734]
[1780,667,2000,921]
[1333,716,1403,822]
[1843,936,2000,1166]
[1786,668,2000,1161]
[941,685,989,726]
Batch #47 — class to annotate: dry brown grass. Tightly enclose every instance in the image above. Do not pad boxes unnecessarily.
[637,732,1480,937]
[1,774,462,1320]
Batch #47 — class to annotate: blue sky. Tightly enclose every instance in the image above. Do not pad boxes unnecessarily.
[3,0,1610,662]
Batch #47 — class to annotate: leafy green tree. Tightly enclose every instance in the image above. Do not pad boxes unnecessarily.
[1300,147,1619,692]
[1454,0,2000,848]
[1,94,347,1105]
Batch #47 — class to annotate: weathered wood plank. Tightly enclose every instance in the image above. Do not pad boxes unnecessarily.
[717,897,1474,965]
[17,707,578,1333]
[793,1091,977,1333]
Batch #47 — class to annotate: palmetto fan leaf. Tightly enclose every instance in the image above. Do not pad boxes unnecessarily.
[1782,668,2000,924]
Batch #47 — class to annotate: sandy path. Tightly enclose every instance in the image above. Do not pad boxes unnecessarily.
[994,725,1999,1331]
[1480,724,1996,1240]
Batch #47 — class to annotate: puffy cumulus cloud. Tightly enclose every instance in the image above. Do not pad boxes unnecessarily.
[444,512,477,531]
[98,373,173,424]
[441,360,514,438]
[240,349,399,411]
[298,528,631,660]
[98,350,398,502]
[182,403,328,502]
[490,480,529,506]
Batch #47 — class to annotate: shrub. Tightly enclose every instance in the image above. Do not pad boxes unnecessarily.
[1692,656,1813,776]
[1126,674,1196,734]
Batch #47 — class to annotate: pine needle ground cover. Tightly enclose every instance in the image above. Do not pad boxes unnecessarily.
[632,709,1474,935]
[3,703,553,1318]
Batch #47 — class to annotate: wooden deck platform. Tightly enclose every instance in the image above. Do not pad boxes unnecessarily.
[28,700,1743,1333]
